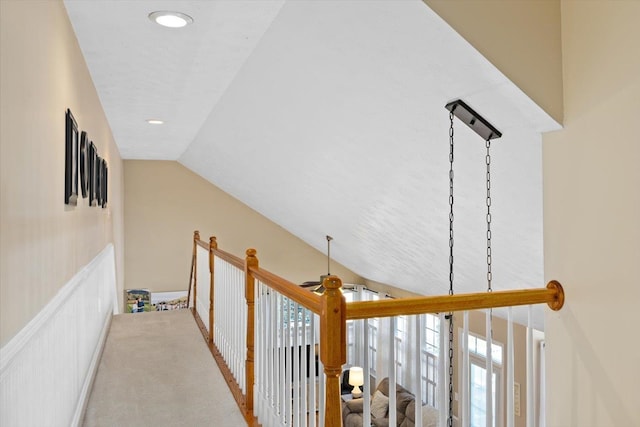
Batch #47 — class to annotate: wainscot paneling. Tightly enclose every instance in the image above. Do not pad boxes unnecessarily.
[0,244,117,427]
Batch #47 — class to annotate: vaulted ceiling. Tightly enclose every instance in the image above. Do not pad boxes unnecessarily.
[64,0,560,329]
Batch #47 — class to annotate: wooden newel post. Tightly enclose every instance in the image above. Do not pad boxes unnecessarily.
[189,230,200,310]
[244,248,258,414]
[209,236,217,343]
[320,275,346,427]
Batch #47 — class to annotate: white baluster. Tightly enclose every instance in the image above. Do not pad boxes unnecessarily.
[507,307,514,427]
[270,288,277,418]
[284,297,291,424]
[309,314,317,427]
[527,306,534,427]
[293,302,300,427]
[388,316,397,427]
[415,315,424,426]
[438,312,447,427]
[317,313,325,427]
[462,311,470,427]
[363,318,371,427]
[486,310,493,427]
[278,294,285,421]
[539,341,546,427]
[300,306,308,427]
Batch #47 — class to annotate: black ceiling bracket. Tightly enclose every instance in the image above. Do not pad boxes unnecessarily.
[445,99,502,141]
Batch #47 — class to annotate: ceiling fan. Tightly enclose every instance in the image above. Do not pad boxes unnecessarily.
[300,235,334,294]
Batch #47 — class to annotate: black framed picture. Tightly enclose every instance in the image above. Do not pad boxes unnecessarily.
[96,155,102,207]
[101,159,108,208]
[64,109,78,205]
[79,131,88,198]
[89,142,98,206]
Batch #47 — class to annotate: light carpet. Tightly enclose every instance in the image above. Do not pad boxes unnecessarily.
[82,310,246,426]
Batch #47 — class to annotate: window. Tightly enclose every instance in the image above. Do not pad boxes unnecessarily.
[341,288,440,400]
[343,287,380,377]
[363,289,380,377]
[368,319,378,377]
[462,332,503,427]
[468,334,502,364]
[421,314,440,406]
[470,359,499,427]
[394,315,405,379]
[425,314,439,354]
[344,290,356,366]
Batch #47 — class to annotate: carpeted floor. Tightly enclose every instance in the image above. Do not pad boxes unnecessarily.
[82,310,246,426]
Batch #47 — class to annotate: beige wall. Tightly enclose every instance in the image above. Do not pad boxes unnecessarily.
[0,0,125,346]
[543,2,640,426]
[424,0,563,123]
[124,160,362,296]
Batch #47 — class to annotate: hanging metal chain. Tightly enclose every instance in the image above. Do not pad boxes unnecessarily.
[486,138,492,293]
[447,112,455,427]
[448,112,455,296]
[486,138,494,343]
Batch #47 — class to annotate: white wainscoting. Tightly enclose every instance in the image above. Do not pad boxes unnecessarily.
[0,244,117,427]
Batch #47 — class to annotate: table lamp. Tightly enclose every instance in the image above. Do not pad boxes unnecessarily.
[349,366,364,398]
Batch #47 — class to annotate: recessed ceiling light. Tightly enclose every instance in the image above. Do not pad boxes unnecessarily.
[146,119,164,125]
[148,11,193,28]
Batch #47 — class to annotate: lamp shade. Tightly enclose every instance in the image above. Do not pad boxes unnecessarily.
[349,367,364,387]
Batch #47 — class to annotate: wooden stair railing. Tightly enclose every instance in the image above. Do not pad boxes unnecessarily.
[186,230,199,309]
[187,230,566,427]
[244,248,257,416]
[318,275,346,427]
[346,280,564,320]
[209,236,216,344]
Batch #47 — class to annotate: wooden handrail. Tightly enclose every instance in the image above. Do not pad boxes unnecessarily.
[196,238,320,314]
[212,247,244,269]
[189,231,566,427]
[346,280,565,320]
[195,237,244,269]
[248,265,323,314]
[195,238,209,251]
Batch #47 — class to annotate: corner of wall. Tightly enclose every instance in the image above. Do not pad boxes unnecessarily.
[423,0,563,124]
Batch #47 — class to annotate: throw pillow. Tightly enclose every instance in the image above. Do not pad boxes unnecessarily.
[371,390,389,419]
[421,404,439,427]
[372,418,390,427]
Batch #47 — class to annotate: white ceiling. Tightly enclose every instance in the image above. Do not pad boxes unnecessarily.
[64,0,560,329]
